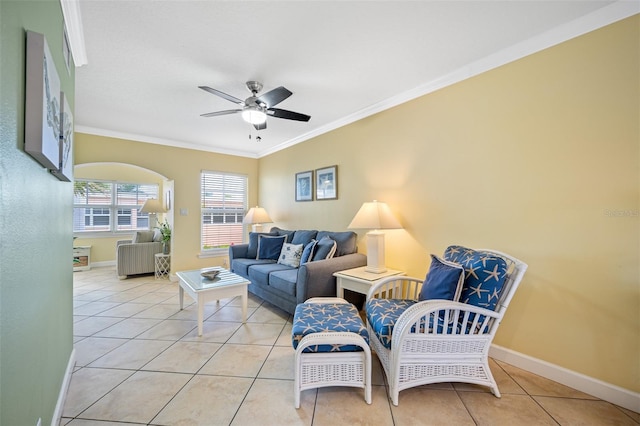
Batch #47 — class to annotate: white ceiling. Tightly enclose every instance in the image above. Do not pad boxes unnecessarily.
[73,1,632,159]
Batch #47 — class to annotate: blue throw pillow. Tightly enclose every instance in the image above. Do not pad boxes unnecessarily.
[257,235,287,260]
[271,227,296,242]
[316,231,357,256]
[311,236,337,261]
[443,245,509,310]
[300,240,318,265]
[291,230,318,246]
[419,255,465,301]
[247,231,277,259]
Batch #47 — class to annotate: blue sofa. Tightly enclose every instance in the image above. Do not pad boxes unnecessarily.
[229,227,367,314]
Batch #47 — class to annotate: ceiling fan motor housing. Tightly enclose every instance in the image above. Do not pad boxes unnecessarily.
[246,80,263,95]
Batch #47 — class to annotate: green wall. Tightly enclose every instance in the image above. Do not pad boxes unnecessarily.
[1,1,75,425]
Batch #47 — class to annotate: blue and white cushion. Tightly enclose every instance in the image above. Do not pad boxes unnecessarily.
[365,298,416,349]
[365,298,457,349]
[277,243,304,268]
[443,245,509,311]
[292,302,369,352]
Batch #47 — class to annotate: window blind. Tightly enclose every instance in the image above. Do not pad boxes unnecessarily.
[201,171,248,251]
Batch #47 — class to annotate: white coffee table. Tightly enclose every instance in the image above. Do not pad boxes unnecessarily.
[176,267,249,336]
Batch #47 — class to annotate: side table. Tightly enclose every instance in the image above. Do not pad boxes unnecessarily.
[155,253,171,279]
[73,246,91,271]
[334,266,405,299]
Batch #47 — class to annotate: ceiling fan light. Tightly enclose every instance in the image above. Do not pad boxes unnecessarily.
[242,107,267,125]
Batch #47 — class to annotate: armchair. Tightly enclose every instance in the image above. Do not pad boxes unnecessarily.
[116,230,164,279]
[365,246,527,405]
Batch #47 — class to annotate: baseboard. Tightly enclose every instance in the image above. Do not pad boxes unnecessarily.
[51,347,76,426]
[490,344,639,412]
[90,260,115,268]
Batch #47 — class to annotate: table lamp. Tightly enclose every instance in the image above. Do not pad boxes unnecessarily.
[139,198,165,230]
[348,200,402,273]
[243,206,273,232]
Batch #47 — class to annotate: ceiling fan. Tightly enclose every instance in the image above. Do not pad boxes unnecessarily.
[199,81,311,130]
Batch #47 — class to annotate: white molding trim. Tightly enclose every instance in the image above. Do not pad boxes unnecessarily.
[59,0,88,66]
[257,1,640,158]
[51,348,75,426]
[490,344,640,412]
[89,260,115,268]
[75,126,259,159]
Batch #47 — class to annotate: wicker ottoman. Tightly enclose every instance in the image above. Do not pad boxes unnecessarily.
[292,297,372,408]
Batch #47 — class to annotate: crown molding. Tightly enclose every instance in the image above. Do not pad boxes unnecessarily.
[75,125,260,159]
[60,0,88,66]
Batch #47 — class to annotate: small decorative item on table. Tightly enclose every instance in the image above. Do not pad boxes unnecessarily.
[200,269,220,280]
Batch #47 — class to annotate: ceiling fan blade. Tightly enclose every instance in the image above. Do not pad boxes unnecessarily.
[253,121,267,131]
[256,86,292,108]
[268,108,311,122]
[200,109,242,118]
[198,86,244,105]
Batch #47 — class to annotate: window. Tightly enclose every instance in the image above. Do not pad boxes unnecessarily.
[201,171,247,252]
[73,180,159,234]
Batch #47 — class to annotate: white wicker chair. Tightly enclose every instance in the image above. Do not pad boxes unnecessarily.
[365,249,527,406]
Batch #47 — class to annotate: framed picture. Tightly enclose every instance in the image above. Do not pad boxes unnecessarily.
[25,30,61,170]
[51,91,73,181]
[295,170,313,202]
[315,165,338,200]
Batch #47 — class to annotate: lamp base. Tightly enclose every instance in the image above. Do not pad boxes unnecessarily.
[251,224,264,233]
[148,213,157,230]
[364,265,388,274]
[365,230,387,274]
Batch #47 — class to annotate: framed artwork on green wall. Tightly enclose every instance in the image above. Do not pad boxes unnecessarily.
[51,92,73,182]
[24,30,61,171]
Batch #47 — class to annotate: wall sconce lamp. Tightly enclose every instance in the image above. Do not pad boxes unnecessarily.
[139,198,166,230]
[243,206,273,232]
[348,200,402,273]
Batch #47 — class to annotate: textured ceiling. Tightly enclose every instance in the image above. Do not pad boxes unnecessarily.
[74,1,622,158]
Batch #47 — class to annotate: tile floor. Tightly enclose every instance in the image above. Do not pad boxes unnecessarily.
[63,267,639,426]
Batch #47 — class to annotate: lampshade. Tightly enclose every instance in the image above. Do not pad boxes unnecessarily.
[139,199,165,214]
[347,200,402,230]
[348,200,401,274]
[243,206,272,232]
[139,199,165,230]
[243,206,272,224]
[242,106,267,125]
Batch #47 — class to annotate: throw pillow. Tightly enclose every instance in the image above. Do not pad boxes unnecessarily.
[312,236,337,261]
[257,235,287,260]
[300,240,318,265]
[443,245,509,311]
[247,231,277,259]
[271,227,296,242]
[133,230,154,243]
[316,231,357,256]
[291,230,318,246]
[152,228,162,242]
[278,243,304,268]
[418,255,465,301]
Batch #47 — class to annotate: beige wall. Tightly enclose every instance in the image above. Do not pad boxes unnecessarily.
[74,134,259,271]
[258,17,639,392]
